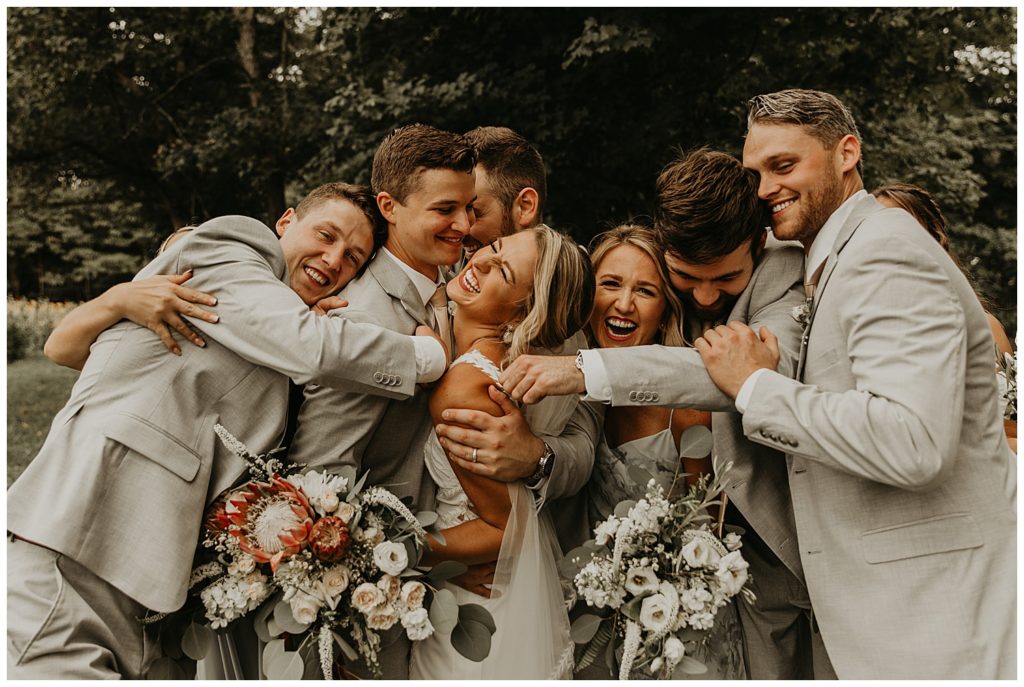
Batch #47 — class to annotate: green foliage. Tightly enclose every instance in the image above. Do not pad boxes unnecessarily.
[8,8,1016,333]
[6,298,79,361]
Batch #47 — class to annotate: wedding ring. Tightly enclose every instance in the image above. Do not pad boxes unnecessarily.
[471,448,479,463]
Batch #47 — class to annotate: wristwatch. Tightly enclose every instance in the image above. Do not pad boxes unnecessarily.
[526,442,556,486]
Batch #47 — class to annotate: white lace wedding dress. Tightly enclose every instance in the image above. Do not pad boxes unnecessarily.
[409,349,574,680]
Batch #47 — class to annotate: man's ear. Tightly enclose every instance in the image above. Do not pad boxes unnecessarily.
[757,228,768,253]
[377,192,398,225]
[837,134,861,174]
[511,187,540,229]
[275,208,296,238]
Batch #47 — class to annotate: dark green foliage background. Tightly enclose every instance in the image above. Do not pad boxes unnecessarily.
[7,7,1016,333]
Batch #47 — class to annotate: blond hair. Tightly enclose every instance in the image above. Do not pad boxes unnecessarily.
[588,224,687,348]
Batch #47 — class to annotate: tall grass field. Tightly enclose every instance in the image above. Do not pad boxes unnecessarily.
[7,298,80,484]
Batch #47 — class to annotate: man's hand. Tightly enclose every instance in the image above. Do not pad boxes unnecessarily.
[449,561,498,598]
[436,386,545,482]
[497,354,584,405]
[311,295,349,317]
[694,321,780,399]
[111,271,218,355]
[414,324,451,367]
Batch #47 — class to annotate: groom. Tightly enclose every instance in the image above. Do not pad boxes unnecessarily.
[6,182,447,679]
[697,89,1016,678]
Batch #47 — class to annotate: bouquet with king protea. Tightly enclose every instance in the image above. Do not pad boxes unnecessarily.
[561,438,754,680]
[145,425,494,679]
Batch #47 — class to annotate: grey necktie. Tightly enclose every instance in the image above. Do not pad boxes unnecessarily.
[429,284,454,356]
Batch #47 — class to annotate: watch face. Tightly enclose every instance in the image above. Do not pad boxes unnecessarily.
[542,448,555,476]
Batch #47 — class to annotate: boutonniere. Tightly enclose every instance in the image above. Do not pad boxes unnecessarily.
[791,297,812,329]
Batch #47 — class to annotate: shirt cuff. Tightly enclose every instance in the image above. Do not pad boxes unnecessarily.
[735,368,772,413]
[413,337,446,383]
[580,349,612,402]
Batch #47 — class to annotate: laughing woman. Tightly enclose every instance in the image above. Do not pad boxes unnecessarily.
[583,224,745,680]
[411,225,593,679]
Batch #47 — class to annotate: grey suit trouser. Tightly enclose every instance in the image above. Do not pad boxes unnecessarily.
[7,537,160,679]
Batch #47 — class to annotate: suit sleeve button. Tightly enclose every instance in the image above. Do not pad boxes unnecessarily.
[373,372,384,383]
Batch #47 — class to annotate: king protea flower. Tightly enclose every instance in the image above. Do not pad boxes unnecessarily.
[226,476,314,571]
[308,516,350,562]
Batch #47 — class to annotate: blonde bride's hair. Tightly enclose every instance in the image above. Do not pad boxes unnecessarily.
[503,225,594,365]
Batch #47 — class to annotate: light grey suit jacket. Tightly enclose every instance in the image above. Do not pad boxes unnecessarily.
[6,217,419,613]
[591,244,807,581]
[742,195,1016,678]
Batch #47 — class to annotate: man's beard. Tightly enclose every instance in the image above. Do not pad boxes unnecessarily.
[681,292,737,325]
[783,167,843,244]
[462,210,518,258]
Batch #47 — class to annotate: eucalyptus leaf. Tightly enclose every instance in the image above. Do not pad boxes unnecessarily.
[426,559,468,583]
[351,470,370,496]
[274,599,312,635]
[626,464,656,489]
[261,638,287,677]
[146,656,188,680]
[265,647,305,680]
[621,596,644,621]
[613,499,637,517]
[559,544,596,578]
[332,631,360,662]
[451,618,493,662]
[458,603,496,634]
[677,655,708,675]
[403,538,418,569]
[252,594,281,642]
[266,616,283,639]
[570,613,603,644]
[415,510,438,528]
[678,424,713,458]
[180,622,214,661]
[428,588,459,634]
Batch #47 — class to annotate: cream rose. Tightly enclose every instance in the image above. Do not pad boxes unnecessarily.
[366,606,399,631]
[319,490,340,513]
[723,532,742,551]
[335,501,356,523]
[663,635,685,664]
[401,607,434,641]
[400,580,426,610]
[680,536,719,569]
[715,550,749,596]
[377,574,401,601]
[639,593,674,634]
[352,582,385,613]
[322,565,350,598]
[289,591,322,625]
[373,541,409,576]
[624,565,660,596]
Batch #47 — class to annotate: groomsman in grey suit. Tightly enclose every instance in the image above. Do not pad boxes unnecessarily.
[286,124,478,678]
[435,126,603,551]
[6,183,448,678]
[696,89,1015,678]
[498,148,824,679]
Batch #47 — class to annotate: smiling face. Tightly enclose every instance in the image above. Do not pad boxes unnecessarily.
[461,166,516,261]
[742,123,849,247]
[381,168,476,278]
[589,244,669,349]
[276,199,375,305]
[447,230,538,327]
[664,238,758,323]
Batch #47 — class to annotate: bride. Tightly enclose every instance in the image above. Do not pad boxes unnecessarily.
[412,225,593,680]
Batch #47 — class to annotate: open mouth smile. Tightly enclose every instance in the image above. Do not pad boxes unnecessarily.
[604,316,638,341]
[304,265,329,288]
[771,198,797,215]
[459,266,481,294]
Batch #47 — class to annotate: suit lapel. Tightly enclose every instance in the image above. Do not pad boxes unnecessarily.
[797,195,883,379]
[367,253,431,326]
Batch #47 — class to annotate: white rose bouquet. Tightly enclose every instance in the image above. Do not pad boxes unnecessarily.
[563,464,754,679]
[145,425,494,680]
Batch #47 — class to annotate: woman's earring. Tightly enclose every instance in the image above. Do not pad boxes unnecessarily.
[502,323,515,344]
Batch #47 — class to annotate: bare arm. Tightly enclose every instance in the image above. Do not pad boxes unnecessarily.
[44,272,218,370]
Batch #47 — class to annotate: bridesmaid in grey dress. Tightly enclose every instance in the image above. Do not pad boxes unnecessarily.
[583,225,745,680]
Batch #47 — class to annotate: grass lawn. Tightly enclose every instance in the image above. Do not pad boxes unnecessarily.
[7,354,80,485]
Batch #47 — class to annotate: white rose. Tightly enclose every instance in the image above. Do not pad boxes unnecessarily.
[402,608,434,641]
[335,501,356,522]
[400,580,426,609]
[377,574,401,601]
[639,593,674,634]
[366,606,399,630]
[236,555,257,574]
[245,573,268,601]
[289,591,322,625]
[358,526,384,545]
[715,550,750,596]
[680,536,716,569]
[352,582,385,613]
[650,657,663,674]
[663,635,685,664]
[319,490,340,513]
[373,541,409,576]
[322,565,350,598]
[624,565,660,596]
[723,532,742,551]
[594,516,620,546]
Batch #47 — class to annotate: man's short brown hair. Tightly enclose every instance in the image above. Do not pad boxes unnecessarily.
[370,124,476,204]
[654,147,768,264]
[464,126,547,222]
[296,182,388,253]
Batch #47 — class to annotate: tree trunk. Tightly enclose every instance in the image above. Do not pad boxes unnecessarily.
[234,7,261,108]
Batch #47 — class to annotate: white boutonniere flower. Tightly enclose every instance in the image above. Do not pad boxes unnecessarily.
[791,297,812,329]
